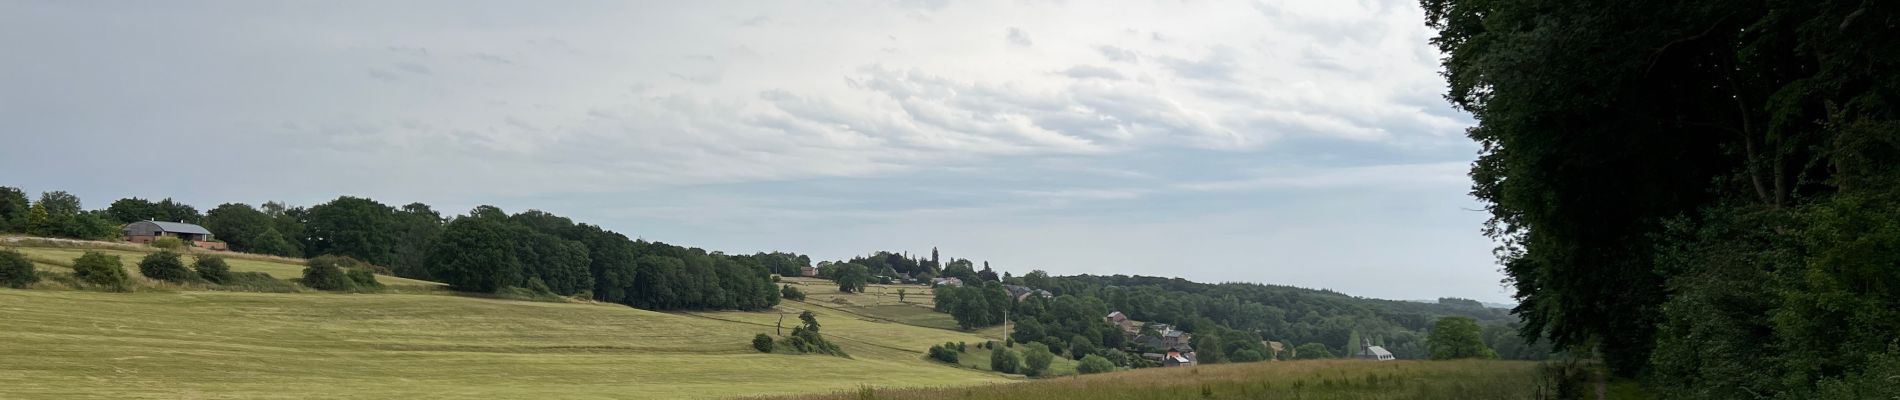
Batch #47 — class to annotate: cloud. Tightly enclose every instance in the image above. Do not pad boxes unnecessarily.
[1098,45,1140,63]
[1058,65,1123,80]
[1006,27,1033,47]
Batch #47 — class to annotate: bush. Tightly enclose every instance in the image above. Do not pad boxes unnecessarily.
[753,334,775,353]
[149,236,185,250]
[220,272,298,293]
[1022,343,1055,377]
[346,268,382,290]
[990,346,1021,374]
[0,250,37,288]
[301,257,355,291]
[71,251,128,290]
[138,251,196,283]
[780,284,805,301]
[1076,354,1116,374]
[928,345,960,364]
[193,256,232,284]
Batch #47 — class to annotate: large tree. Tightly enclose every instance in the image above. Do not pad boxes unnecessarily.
[203,203,272,252]
[1424,0,1900,383]
[0,187,27,232]
[1427,317,1494,360]
[304,196,398,265]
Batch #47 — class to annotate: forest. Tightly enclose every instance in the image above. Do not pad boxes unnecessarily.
[1424,0,1900,397]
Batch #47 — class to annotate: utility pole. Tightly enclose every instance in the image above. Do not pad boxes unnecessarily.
[1003,309,1010,345]
[776,312,785,336]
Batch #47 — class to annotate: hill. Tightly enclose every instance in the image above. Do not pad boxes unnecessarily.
[0,288,1009,399]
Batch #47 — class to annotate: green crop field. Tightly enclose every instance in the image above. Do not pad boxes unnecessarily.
[766,359,1545,400]
[0,289,1008,399]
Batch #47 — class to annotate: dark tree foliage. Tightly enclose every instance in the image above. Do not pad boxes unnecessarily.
[989,346,1021,374]
[1076,354,1115,374]
[304,196,399,266]
[249,227,301,258]
[107,197,200,224]
[833,263,869,293]
[137,251,195,283]
[1427,317,1495,360]
[302,255,366,291]
[778,311,847,357]
[753,334,775,353]
[192,256,232,284]
[0,187,30,232]
[1425,0,1900,390]
[426,215,524,293]
[0,249,38,288]
[927,344,959,364]
[70,251,128,290]
[780,284,805,301]
[203,203,273,253]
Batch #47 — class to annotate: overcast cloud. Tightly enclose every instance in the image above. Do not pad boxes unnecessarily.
[0,0,1507,302]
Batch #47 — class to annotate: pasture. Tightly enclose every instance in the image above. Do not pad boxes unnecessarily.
[765,358,1546,400]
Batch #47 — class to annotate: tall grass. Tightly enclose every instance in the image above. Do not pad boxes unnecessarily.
[757,359,1542,400]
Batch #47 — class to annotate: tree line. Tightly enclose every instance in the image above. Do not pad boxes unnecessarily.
[1425,0,1900,397]
[0,187,797,312]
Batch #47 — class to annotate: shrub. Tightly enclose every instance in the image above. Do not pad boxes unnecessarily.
[301,257,355,291]
[347,268,382,290]
[1076,354,1116,374]
[1022,343,1055,377]
[0,250,37,288]
[138,251,196,283]
[220,272,298,293]
[71,251,128,290]
[149,236,185,250]
[753,334,775,353]
[192,256,233,284]
[780,284,805,301]
[928,345,960,364]
[990,346,1021,374]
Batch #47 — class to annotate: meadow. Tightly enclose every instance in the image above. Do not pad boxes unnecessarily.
[764,359,1547,400]
[0,289,1007,399]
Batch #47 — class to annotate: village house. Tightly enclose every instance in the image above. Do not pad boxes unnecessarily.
[930,277,963,287]
[1001,284,1053,301]
[1161,350,1198,367]
[800,265,818,277]
[1263,341,1286,360]
[1353,338,1395,361]
[122,220,226,250]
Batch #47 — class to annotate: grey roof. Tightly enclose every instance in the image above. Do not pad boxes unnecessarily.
[1359,346,1394,357]
[136,221,212,235]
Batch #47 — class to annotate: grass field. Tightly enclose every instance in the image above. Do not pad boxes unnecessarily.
[764,359,1546,400]
[0,289,1008,399]
[10,246,442,288]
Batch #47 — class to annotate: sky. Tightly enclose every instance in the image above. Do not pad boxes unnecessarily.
[0,0,1511,303]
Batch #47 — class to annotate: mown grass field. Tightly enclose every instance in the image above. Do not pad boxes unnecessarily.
[0,289,1008,399]
[765,359,1546,400]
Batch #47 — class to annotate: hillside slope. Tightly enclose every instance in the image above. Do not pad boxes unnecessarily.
[0,289,1007,399]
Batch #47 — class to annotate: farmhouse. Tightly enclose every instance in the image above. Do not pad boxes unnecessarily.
[930,277,963,287]
[800,265,818,277]
[1354,338,1396,361]
[122,220,226,250]
[1001,284,1053,301]
[1161,350,1198,367]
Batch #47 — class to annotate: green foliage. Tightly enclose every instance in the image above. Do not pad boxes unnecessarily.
[1075,354,1115,374]
[137,251,195,283]
[192,256,232,284]
[989,346,1021,374]
[752,334,775,353]
[149,236,184,250]
[426,216,524,292]
[203,203,274,253]
[927,344,960,364]
[0,187,28,232]
[249,227,301,258]
[778,311,848,357]
[301,255,359,291]
[834,263,869,293]
[70,251,128,290]
[1230,349,1264,363]
[1021,344,1054,377]
[0,250,39,288]
[346,268,381,290]
[1294,343,1333,360]
[780,284,805,301]
[1424,0,1900,380]
[1428,317,1494,360]
[106,197,199,224]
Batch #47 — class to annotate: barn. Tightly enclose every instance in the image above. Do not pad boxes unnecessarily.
[122,220,226,250]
